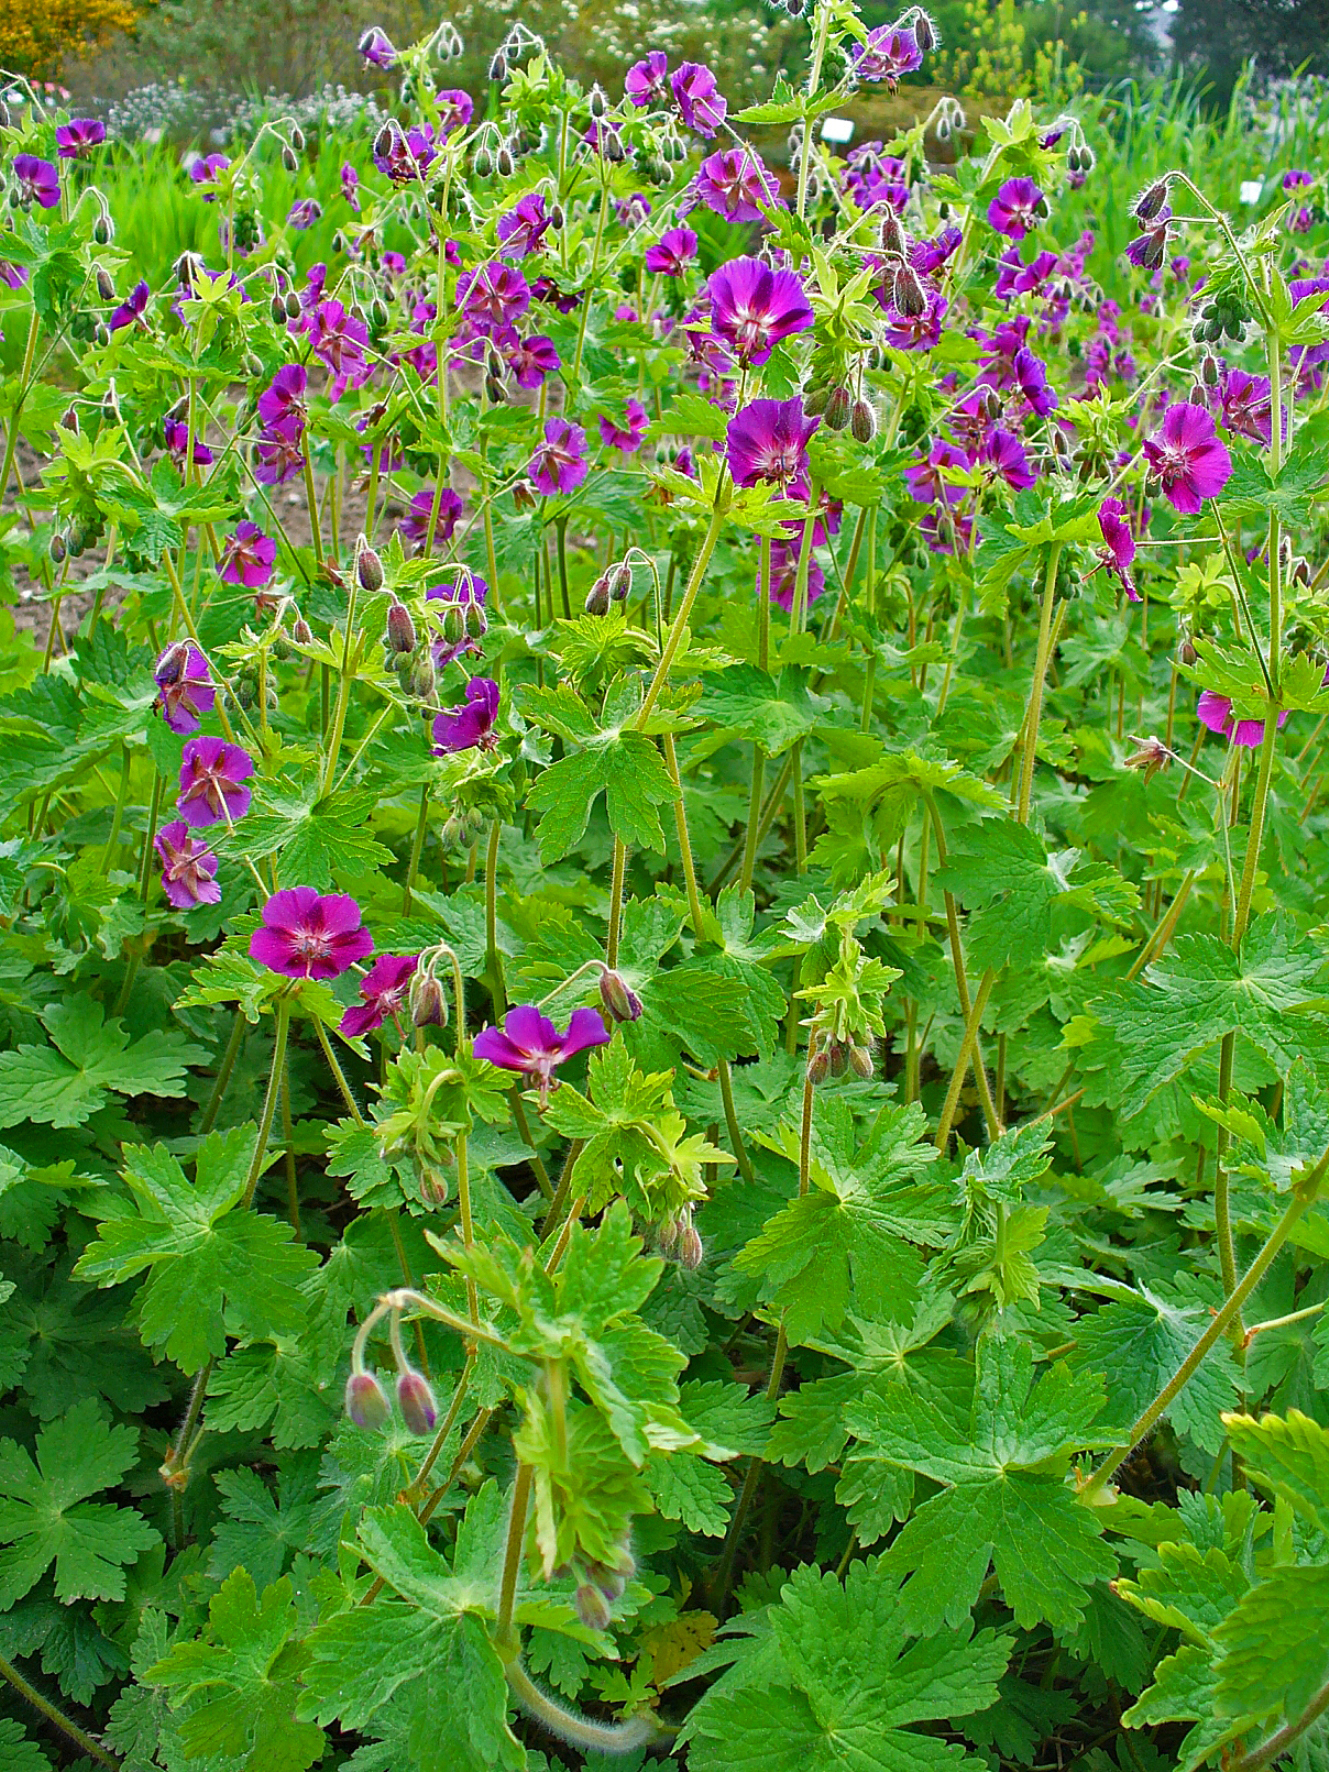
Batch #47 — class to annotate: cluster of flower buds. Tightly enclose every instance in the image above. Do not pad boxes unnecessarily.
[585,559,633,616]
[929,95,965,142]
[1193,291,1250,346]
[656,1209,704,1270]
[557,1539,636,1631]
[431,20,464,60]
[487,22,544,84]
[806,1028,875,1085]
[345,1300,440,1437]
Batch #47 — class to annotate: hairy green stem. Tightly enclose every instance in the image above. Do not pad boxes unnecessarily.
[241,999,290,1209]
[635,504,726,729]
[0,1652,120,1768]
[199,1010,246,1134]
[1015,545,1063,825]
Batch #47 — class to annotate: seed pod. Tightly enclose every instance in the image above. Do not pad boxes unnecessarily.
[1133,179,1169,223]
[607,561,633,602]
[585,574,611,616]
[824,385,852,431]
[345,1370,390,1430]
[599,966,643,1023]
[410,970,449,1029]
[849,1043,874,1080]
[386,600,416,652]
[396,1368,438,1435]
[850,399,877,444]
[292,615,313,644]
[575,1584,612,1631]
[677,1223,704,1271]
[357,545,384,592]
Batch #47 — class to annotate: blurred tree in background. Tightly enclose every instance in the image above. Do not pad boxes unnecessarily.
[0,0,139,81]
[1170,0,1329,101]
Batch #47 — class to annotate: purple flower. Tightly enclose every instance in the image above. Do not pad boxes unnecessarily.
[767,536,825,613]
[427,573,488,668]
[255,415,305,486]
[684,148,780,225]
[432,677,500,755]
[1215,368,1272,445]
[219,521,277,589]
[910,227,963,277]
[303,300,372,401]
[163,419,213,470]
[615,193,652,228]
[56,118,106,159]
[1283,169,1314,232]
[250,888,374,980]
[108,279,150,333]
[987,177,1048,241]
[843,145,910,213]
[645,227,698,276]
[288,198,322,230]
[599,399,648,454]
[437,90,474,136]
[154,642,215,735]
[497,193,553,260]
[671,62,727,137]
[708,257,813,366]
[155,821,221,910]
[341,163,361,212]
[528,417,588,496]
[993,246,1058,299]
[457,261,531,338]
[189,154,230,199]
[1142,402,1232,515]
[401,486,465,550]
[726,397,820,490]
[1197,691,1287,750]
[257,364,308,431]
[878,287,946,351]
[905,439,969,506]
[1096,497,1138,601]
[12,156,59,209]
[625,51,670,107]
[986,427,1037,490]
[1011,347,1059,416]
[504,333,561,389]
[358,25,397,68]
[851,24,923,87]
[373,121,435,185]
[920,507,973,554]
[341,954,418,1038]
[472,1004,610,1104]
[0,262,28,290]
[177,737,254,829]
[1126,211,1170,271]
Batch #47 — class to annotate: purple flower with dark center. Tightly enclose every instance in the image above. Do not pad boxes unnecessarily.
[671,61,727,136]
[625,51,670,107]
[432,677,500,755]
[250,888,374,980]
[0,262,28,289]
[684,148,780,225]
[1216,368,1272,445]
[599,398,648,454]
[472,1004,610,1104]
[851,24,923,87]
[288,198,322,230]
[910,227,963,277]
[1142,401,1232,515]
[340,163,360,212]
[12,155,60,209]
[154,641,215,735]
[645,227,698,276]
[905,439,969,506]
[497,192,553,260]
[177,736,254,829]
[843,144,910,212]
[164,419,214,470]
[766,536,825,613]
[615,193,652,228]
[1096,497,1138,601]
[987,177,1048,240]
[255,414,306,486]
[189,154,230,199]
[457,261,530,338]
[257,363,308,432]
[219,520,277,589]
[303,300,372,400]
[1126,214,1170,271]
[1283,169,1314,232]
[359,24,397,67]
[1012,347,1058,416]
[427,573,488,668]
[56,118,106,159]
[155,820,221,910]
[986,427,1037,490]
[920,506,973,554]
[401,485,465,550]
[726,397,820,490]
[531,275,580,314]
[993,246,1058,300]
[878,287,946,350]
[341,953,419,1038]
[374,121,435,184]
[109,279,150,333]
[528,417,588,495]
[504,332,561,389]
[1197,691,1287,749]
[707,256,813,366]
[437,90,473,136]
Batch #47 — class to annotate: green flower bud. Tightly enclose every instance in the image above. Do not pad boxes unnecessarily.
[345,1369,390,1430]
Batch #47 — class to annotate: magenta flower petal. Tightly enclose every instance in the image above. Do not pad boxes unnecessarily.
[1142,402,1232,514]
[340,953,418,1037]
[726,398,820,490]
[177,737,254,829]
[473,1003,610,1100]
[707,257,813,367]
[249,888,373,980]
[155,820,220,910]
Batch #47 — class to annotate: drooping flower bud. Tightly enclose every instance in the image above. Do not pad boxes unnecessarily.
[397,1369,439,1435]
[409,650,437,701]
[271,293,288,325]
[825,385,852,431]
[1179,636,1197,666]
[281,144,299,173]
[49,531,66,564]
[880,212,908,257]
[487,50,508,82]
[95,266,114,302]
[850,399,877,444]
[575,1583,612,1630]
[849,1043,874,1080]
[386,601,416,653]
[893,264,927,318]
[588,84,608,118]
[292,615,313,644]
[585,574,611,617]
[496,146,515,179]
[473,144,494,178]
[357,545,384,593]
[606,561,633,603]
[284,290,302,319]
[1133,179,1170,223]
[599,967,643,1023]
[804,384,830,418]
[913,9,937,52]
[676,1222,704,1271]
[410,969,449,1029]
[806,1042,830,1085]
[1201,353,1221,387]
[345,1369,390,1430]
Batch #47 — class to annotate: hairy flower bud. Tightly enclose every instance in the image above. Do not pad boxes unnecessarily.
[1179,636,1197,666]
[410,970,449,1029]
[806,1043,830,1085]
[849,1043,875,1080]
[284,290,302,319]
[589,84,608,118]
[49,531,66,564]
[473,144,494,178]
[605,130,626,164]
[409,649,437,701]
[396,1368,438,1435]
[575,1583,612,1631]
[804,384,830,418]
[585,573,611,617]
[60,404,79,432]
[893,264,927,318]
[93,214,112,245]
[606,561,633,603]
[345,1369,390,1430]
[386,601,416,653]
[292,615,313,644]
[824,385,852,431]
[281,144,299,173]
[488,50,508,82]
[676,1223,704,1271]
[550,203,565,230]
[880,212,908,257]
[1133,179,1169,223]
[357,545,384,593]
[599,966,643,1023]
[850,399,877,444]
[95,266,114,302]
[913,9,937,52]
